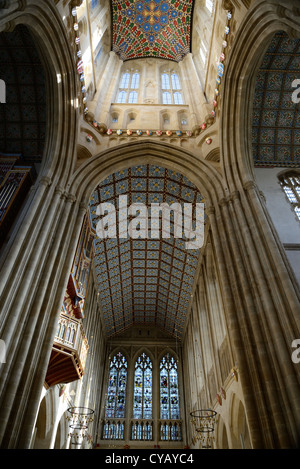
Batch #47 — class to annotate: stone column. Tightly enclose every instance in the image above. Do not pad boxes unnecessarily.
[0,184,87,448]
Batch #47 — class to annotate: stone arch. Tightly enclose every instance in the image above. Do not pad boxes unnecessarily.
[67,139,226,209]
[230,393,251,449]
[215,415,229,449]
[220,0,300,190]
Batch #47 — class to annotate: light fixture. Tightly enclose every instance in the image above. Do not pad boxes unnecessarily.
[66,406,95,447]
[190,409,217,449]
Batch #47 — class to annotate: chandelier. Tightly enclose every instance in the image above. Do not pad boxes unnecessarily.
[66,406,95,447]
[190,409,217,449]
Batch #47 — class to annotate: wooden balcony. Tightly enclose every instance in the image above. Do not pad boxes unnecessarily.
[45,313,89,388]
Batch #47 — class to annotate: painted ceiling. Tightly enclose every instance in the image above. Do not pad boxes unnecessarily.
[111,0,194,62]
[89,165,204,339]
[252,31,300,167]
[0,25,47,168]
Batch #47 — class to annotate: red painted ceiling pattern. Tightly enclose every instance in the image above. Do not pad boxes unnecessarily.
[111,0,194,62]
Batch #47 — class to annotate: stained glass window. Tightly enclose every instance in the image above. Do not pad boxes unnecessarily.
[133,353,152,419]
[160,353,180,420]
[105,352,127,419]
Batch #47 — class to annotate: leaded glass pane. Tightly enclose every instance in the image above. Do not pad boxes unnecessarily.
[162,91,172,105]
[120,72,130,89]
[160,353,180,420]
[161,73,170,90]
[174,92,183,105]
[105,352,127,419]
[117,90,127,103]
[171,73,180,90]
[128,91,138,104]
[131,73,140,89]
[133,353,152,419]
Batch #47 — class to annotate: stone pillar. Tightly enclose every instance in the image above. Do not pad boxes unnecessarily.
[0,182,87,448]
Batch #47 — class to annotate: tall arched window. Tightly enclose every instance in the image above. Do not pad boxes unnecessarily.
[160,353,180,420]
[128,91,138,104]
[161,71,183,104]
[120,72,130,89]
[279,172,300,221]
[117,90,127,104]
[162,91,172,105]
[105,352,127,419]
[133,352,152,419]
[174,92,183,105]
[131,73,140,89]
[117,69,140,103]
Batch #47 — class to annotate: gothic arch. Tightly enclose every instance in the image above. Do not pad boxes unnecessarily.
[132,348,155,366]
[220,0,300,190]
[68,139,226,209]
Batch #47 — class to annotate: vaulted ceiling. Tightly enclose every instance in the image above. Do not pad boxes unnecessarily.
[0,25,47,169]
[111,0,194,62]
[252,31,300,167]
[89,165,204,339]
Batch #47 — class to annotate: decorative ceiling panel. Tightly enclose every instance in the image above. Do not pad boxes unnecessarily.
[0,25,47,167]
[111,0,194,62]
[252,31,300,167]
[89,165,204,338]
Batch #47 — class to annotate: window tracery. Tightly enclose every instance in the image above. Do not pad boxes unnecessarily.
[161,71,183,105]
[105,352,127,419]
[160,353,180,420]
[102,349,182,443]
[133,352,152,420]
[117,70,140,104]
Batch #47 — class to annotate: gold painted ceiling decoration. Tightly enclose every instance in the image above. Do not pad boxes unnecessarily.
[111,0,194,62]
[89,165,204,338]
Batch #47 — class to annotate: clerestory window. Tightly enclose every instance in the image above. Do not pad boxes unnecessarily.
[161,71,183,105]
[117,70,140,104]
